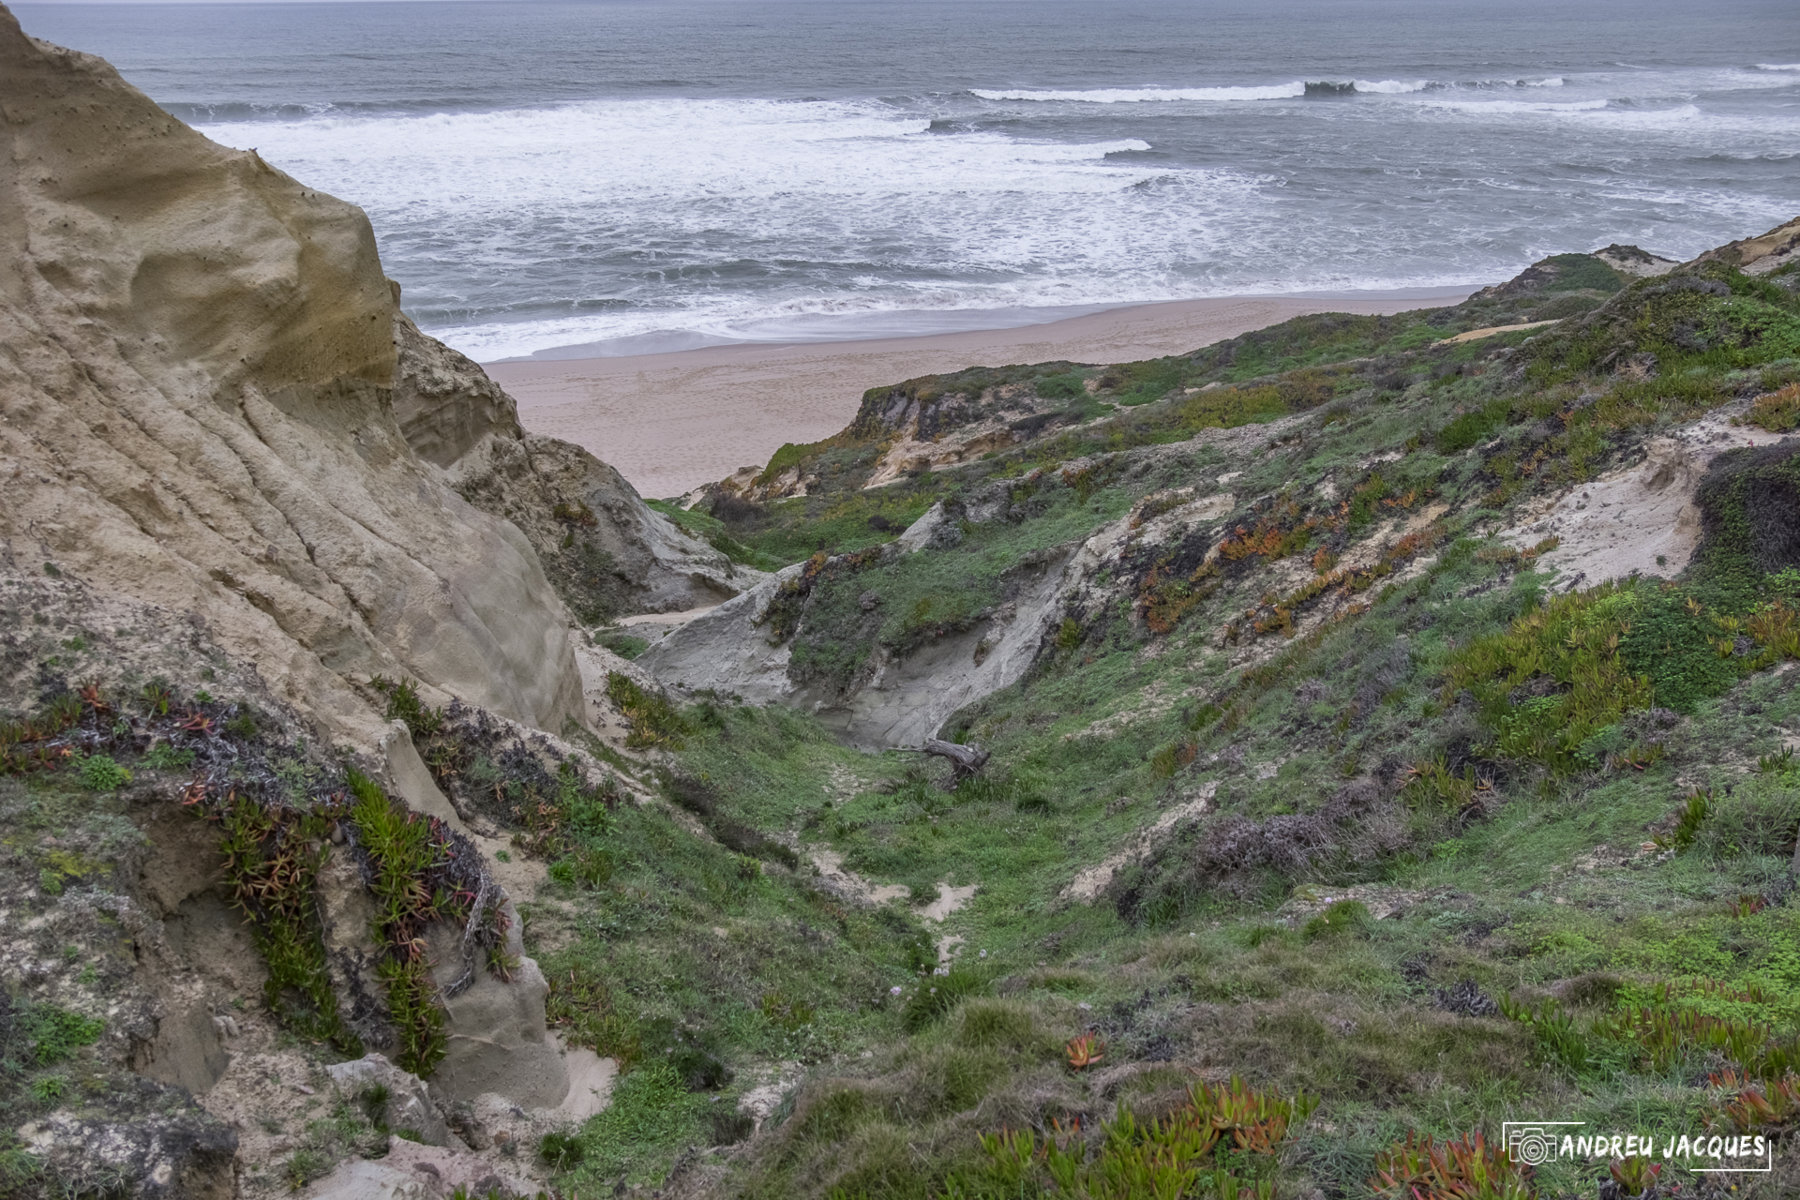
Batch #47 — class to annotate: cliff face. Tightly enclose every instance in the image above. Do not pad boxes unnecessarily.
[0,9,718,1194]
[0,6,592,742]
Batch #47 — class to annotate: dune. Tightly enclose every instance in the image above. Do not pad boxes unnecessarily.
[486,290,1471,498]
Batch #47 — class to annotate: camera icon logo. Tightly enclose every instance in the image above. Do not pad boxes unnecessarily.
[1501,1122,1583,1166]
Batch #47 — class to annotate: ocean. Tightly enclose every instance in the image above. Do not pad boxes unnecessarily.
[15,0,1800,362]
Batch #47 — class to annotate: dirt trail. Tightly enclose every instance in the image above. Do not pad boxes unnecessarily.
[810,849,911,905]
[1063,783,1219,903]
[1435,319,1559,345]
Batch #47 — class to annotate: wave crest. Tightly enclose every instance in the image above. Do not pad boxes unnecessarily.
[1351,78,1430,94]
[970,83,1305,103]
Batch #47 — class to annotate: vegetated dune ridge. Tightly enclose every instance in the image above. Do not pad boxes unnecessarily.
[8,5,1800,1199]
[489,290,1473,500]
[623,221,1800,1197]
[638,236,1794,752]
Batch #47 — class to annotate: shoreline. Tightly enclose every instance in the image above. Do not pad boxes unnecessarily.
[486,289,1473,499]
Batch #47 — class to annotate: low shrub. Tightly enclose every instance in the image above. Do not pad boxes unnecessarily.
[76,754,130,792]
[901,968,990,1032]
[1706,1071,1800,1137]
[944,1076,1316,1198]
[1370,1130,1531,1200]
[1748,382,1800,432]
[1688,778,1800,859]
[208,791,358,1052]
[10,1000,104,1067]
[606,672,689,750]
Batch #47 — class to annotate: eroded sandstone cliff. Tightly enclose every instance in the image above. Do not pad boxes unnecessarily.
[0,6,737,1194]
[0,4,743,746]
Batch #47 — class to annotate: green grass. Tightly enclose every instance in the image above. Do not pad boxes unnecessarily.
[645,498,787,571]
[732,487,947,567]
[606,672,690,749]
[540,255,1800,1197]
[595,628,650,659]
[555,1064,716,1189]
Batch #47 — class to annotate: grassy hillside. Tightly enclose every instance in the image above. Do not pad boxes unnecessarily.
[544,246,1800,1197]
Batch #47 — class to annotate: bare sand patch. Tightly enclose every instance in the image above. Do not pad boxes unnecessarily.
[921,882,978,924]
[1063,782,1219,903]
[1502,411,1789,588]
[811,848,910,905]
[616,604,721,632]
[1435,319,1559,345]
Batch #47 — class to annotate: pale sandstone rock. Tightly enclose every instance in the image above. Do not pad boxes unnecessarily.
[381,720,469,835]
[0,6,580,742]
[393,314,765,615]
[324,1054,451,1147]
[427,897,569,1109]
[299,1139,536,1200]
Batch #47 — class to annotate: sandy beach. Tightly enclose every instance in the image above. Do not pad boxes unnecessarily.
[487,291,1471,498]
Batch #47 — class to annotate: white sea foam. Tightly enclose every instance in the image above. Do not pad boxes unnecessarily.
[1756,63,1800,71]
[194,78,1797,361]
[203,98,1165,208]
[1352,79,1430,94]
[1419,97,1611,115]
[970,83,1305,103]
[199,96,1300,358]
[1583,103,1704,128]
[1703,67,1800,91]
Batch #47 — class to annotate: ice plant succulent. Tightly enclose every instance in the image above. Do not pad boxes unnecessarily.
[1370,1131,1533,1200]
[1064,1032,1104,1070]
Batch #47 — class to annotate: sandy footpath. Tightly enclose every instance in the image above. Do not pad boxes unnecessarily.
[486,290,1470,499]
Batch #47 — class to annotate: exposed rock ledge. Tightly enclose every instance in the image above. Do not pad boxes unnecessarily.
[393,315,763,617]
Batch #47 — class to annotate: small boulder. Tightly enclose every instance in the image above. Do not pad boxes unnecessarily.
[325,1053,451,1147]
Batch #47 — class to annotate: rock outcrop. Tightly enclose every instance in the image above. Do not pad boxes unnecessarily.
[393,316,761,618]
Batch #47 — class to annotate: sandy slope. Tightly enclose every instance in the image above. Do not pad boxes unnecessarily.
[487,290,1471,498]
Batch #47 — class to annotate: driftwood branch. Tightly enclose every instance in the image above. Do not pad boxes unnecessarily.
[919,737,990,786]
